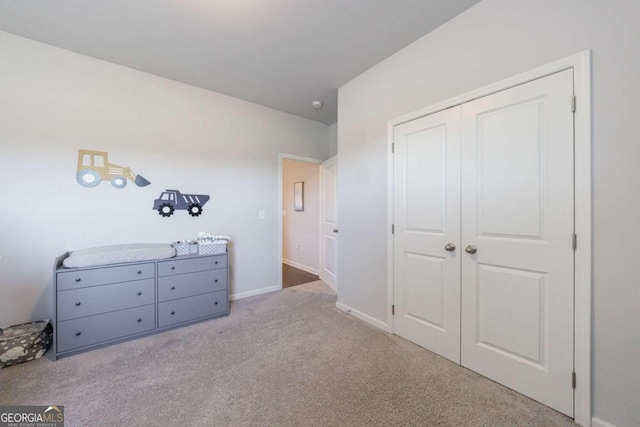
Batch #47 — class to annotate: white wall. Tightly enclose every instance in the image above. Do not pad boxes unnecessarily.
[327,122,338,158]
[0,32,329,325]
[282,159,320,272]
[337,1,640,425]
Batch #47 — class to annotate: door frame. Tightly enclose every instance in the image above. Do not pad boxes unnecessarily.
[278,153,323,289]
[386,51,591,426]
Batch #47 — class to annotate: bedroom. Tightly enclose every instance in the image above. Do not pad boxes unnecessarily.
[1,1,639,426]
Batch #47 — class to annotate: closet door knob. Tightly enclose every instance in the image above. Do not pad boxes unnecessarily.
[465,245,477,254]
[445,243,456,252]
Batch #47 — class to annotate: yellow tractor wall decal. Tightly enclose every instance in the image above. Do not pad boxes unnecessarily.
[76,149,151,189]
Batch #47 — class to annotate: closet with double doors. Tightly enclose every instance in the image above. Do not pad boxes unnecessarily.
[393,69,575,416]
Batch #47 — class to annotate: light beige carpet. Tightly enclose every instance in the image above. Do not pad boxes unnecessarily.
[0,281,575,426]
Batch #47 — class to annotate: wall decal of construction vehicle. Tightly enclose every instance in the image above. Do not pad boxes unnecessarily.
[153,190,210,217]
[76,149,151,189]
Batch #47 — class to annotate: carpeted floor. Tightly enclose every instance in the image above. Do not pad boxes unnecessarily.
[0,281,575,426]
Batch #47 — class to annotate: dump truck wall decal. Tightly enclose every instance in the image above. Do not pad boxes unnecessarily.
[76,149,151,188]
[153,190,210,217]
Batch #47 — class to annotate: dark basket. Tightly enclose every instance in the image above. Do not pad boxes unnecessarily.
[0,320,53,369]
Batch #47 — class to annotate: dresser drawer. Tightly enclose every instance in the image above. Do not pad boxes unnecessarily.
[157,255,227,277]
[158,269,227,302]
[57,279,155,321]
[57,304,155,353]
[158,290,227,328]
[57,263,155,291]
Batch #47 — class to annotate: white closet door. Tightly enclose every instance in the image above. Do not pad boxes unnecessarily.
[393,107,461,363]
[460,69,574,416]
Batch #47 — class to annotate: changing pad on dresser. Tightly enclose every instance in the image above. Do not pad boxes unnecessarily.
[63,243,176,268]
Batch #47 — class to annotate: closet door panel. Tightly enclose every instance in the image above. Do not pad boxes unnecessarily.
[393,107,461,363]
[460,69,574,416]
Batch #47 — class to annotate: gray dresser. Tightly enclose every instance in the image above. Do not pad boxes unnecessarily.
[53,253,229,359]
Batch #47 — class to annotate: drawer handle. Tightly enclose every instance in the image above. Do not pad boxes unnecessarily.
[137,292,142,296]
[75,302,81,306]
[171,286,176,290]
[75,278,81,282]
[171,266,176,270]
[215,261,218,265]
[215,279,218,283]
[137,318,142,323]
[214,301,218,306]
[171,311,175,315]
[137,270,142,275]
[75,331,82,336]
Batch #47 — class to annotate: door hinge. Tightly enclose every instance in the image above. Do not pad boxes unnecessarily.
[571,95,576,113]
[392,224,395,234]
[572,371,576,389]
[572,233,577,251]
[392,305,395,315]
[391,143,395,154]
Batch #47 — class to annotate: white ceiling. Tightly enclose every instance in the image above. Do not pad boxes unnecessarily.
[0,0,479,124]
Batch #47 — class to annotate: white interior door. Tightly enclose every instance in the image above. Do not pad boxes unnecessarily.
[460,69,574,416]
[393,107,461,363]
[320,156,338,291]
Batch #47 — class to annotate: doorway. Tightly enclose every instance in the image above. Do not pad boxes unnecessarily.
[279,155,322,289]
[282,263,319,289]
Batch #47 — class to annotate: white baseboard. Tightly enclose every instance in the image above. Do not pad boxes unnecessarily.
[230,285,280,301]
[282,258,319,276]
[592,417,616,427]
[335,302,390,332]
[321,275,337,293]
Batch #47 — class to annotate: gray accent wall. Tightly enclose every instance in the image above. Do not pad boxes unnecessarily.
[337,0,640,425]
